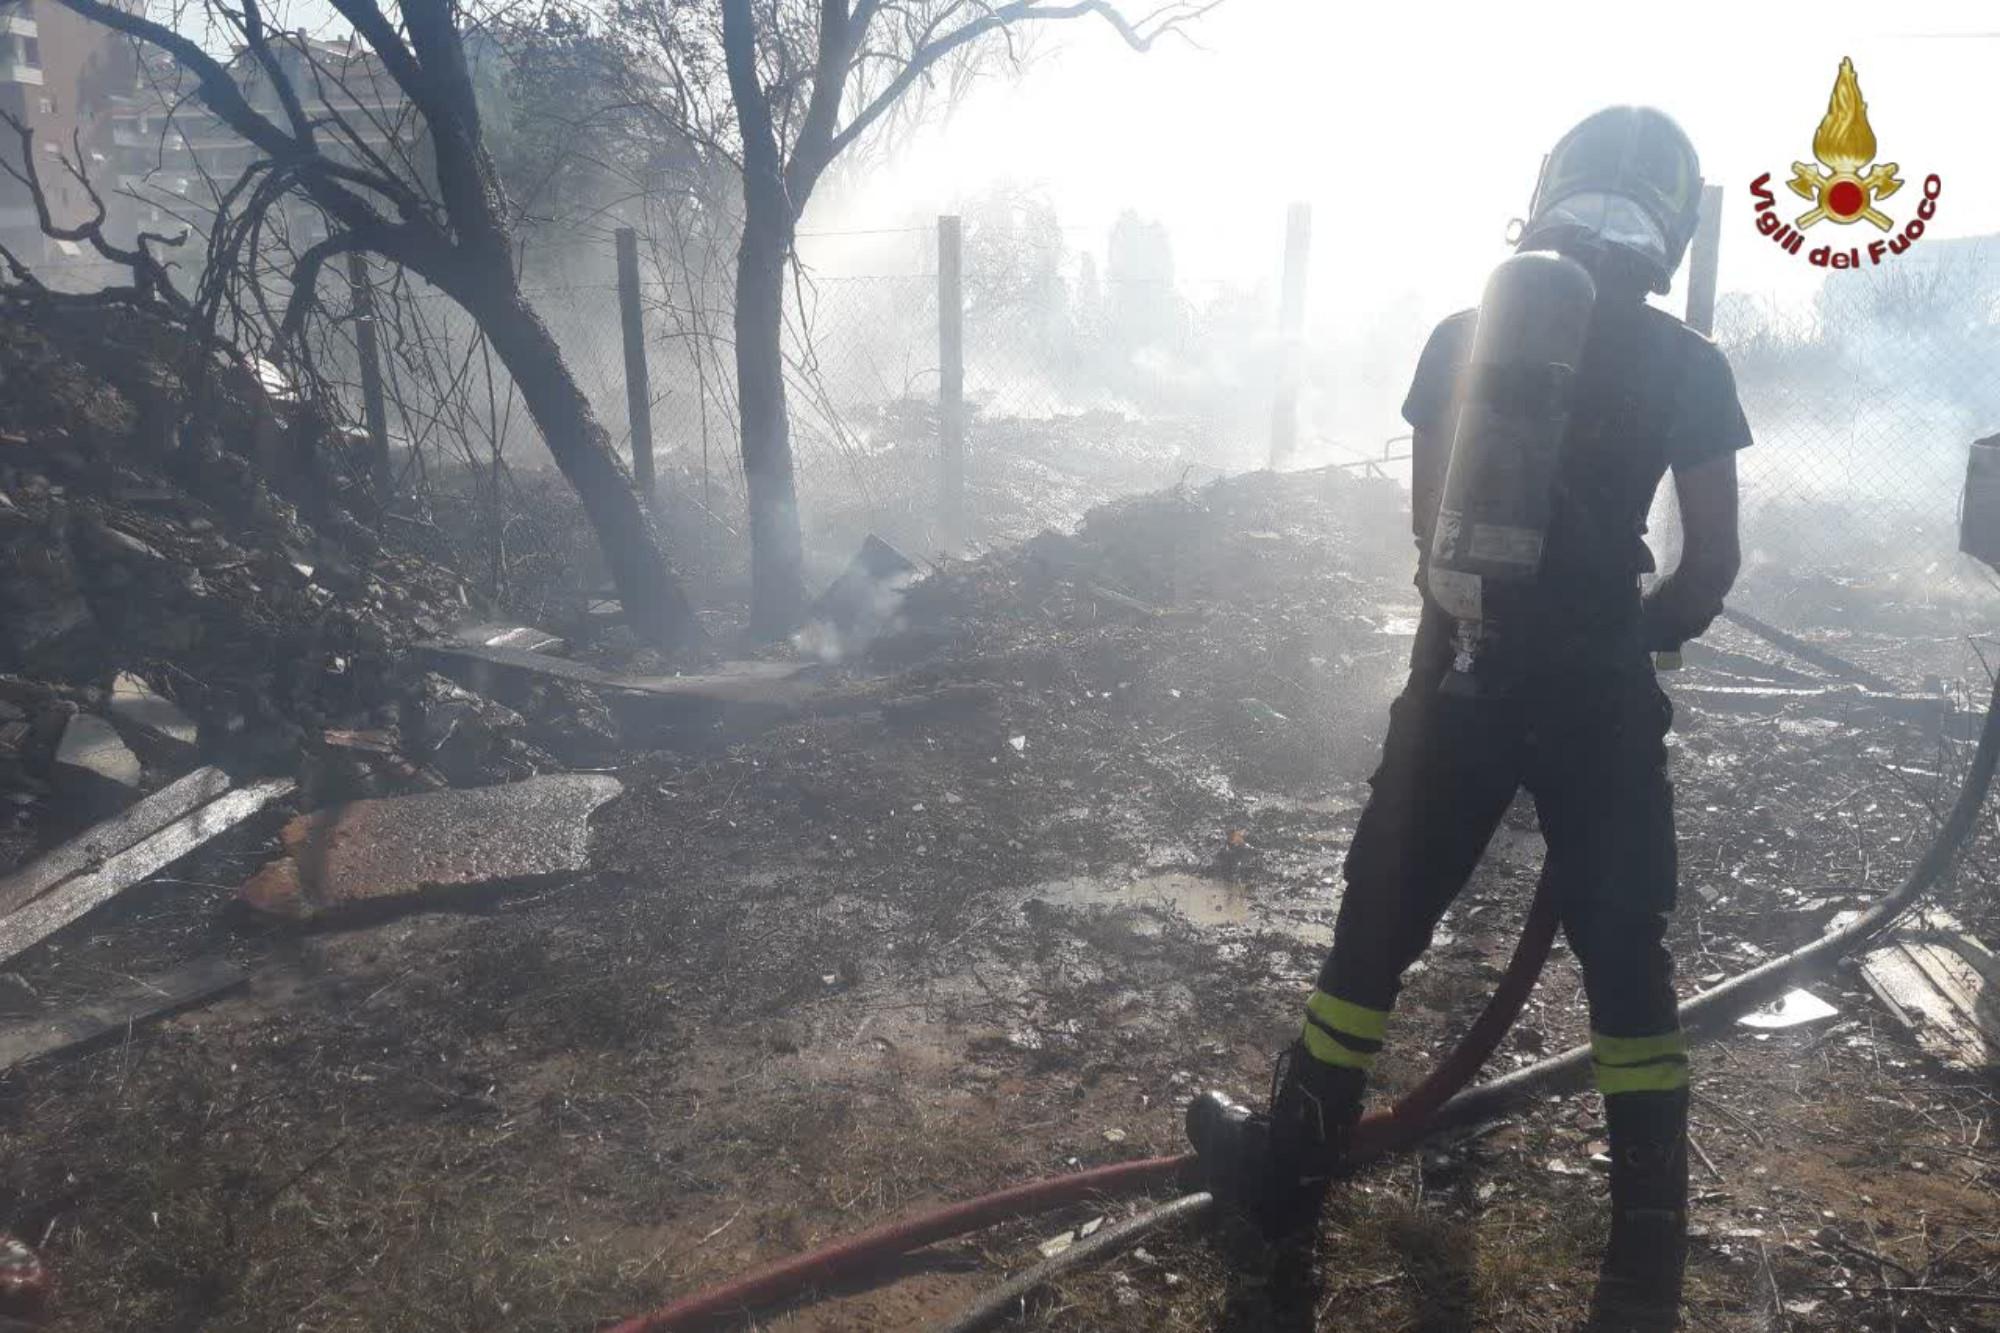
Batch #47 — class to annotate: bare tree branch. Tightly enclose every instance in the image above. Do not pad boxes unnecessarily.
[780,0,858,201]
[827,0,1217,166]
[275,227,379,347]
[0,109,191,315]
[233,0,319,148]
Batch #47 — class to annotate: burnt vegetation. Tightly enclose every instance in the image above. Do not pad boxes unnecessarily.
[0,6,1994,1333]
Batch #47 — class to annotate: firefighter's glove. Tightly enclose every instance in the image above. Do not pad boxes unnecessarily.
[1639,596,1684,653]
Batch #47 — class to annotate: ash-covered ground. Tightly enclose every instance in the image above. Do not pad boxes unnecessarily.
[3,430,1997,1331]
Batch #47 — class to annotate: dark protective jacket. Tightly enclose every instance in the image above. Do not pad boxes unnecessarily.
[1403,298,1753,685]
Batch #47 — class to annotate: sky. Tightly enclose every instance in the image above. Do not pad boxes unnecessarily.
[786,0,1998,451]
[255,0,1998,452]
[253,0,1994,314]
[808,1,1997,313]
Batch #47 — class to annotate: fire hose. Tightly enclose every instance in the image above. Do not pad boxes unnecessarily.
[608,674,2000,1333]
[605,885,1562,1333]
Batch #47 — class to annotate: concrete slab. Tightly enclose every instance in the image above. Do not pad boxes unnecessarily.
[1668,682,1950,728]
[1861,918,1999,1071]
[1678,640,1823,686]
[1719,607,1897,693]
[449,623,568,656]
[239,774,621,919]
[417,640,621,697]
[616,661,823,709]
[418,641,821,716]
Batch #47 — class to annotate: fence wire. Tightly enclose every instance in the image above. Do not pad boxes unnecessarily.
[1713,253,2000,610]
[304,222,2000,628]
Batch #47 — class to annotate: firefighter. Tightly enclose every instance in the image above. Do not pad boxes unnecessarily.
[1263,108,1749,1329]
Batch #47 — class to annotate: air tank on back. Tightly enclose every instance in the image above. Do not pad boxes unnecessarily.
[1426,250,1597,685]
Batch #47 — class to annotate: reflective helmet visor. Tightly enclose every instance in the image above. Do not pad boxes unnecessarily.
[1521,107,1702,292]
[1534,191,1670,271]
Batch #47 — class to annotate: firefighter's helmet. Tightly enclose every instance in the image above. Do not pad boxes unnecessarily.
[1518,107,1703,295]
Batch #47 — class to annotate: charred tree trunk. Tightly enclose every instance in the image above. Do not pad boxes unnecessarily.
[460,279,697,646]
[39,0,705,652]
[723,0,807,639]
[734,203,805,638]
[710,0,1193,635]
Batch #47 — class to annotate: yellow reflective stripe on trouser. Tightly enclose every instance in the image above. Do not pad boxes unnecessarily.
[1301,1021,1375,1070]
[1300,990,1389,1072]
[1591,1029,1689,1096]
[1306,990,1389,1043]
[1596,1061,1690,1094]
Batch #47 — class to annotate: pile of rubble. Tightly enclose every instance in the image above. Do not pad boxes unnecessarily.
[0,306,589,842]
[890,464,1411,642]
[0,301,868,1041]
[0,302,654,998]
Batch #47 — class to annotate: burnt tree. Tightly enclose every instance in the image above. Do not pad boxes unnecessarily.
[56,0,700,648]
[708,0,1214,637]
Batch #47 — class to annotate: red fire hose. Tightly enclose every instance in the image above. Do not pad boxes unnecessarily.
[924,673,2000,1333]
[611,675,2000,1332]
[602,1153,1191,1333]
[605,878,1563,1332]
[1351,873,1561,1158]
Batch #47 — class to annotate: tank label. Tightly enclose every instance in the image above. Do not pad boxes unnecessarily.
[1468,523,1545,567]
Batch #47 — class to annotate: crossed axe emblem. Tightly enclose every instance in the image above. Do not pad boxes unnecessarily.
[1788,159,1903,230]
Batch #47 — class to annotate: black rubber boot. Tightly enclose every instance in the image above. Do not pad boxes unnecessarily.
[1185,1042,1365,1239]
[1258,1040,1366,1237]
[1585,1088,1689,1331]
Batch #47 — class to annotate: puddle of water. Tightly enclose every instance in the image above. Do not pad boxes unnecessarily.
[1249,791,1361,818]
[1025,871,1331,947]
[1034,871,1252,928]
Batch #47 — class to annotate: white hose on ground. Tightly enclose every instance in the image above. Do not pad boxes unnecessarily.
[1433,671,2000,1131]
[932,675,2000,1332]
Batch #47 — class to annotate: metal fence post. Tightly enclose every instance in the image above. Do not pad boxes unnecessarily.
[1270,201,1312,468]
[615,226,656,502]
[346,251,392,499]
[1684,184,1724,336]
[938,214,965,546]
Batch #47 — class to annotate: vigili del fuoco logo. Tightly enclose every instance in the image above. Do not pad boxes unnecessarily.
[1749,56,1941,270]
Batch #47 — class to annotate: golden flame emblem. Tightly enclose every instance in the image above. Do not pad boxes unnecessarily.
[1788,57,1903,230]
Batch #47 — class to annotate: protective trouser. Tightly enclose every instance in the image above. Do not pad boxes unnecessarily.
[1300,667,1684,1094]
[1292,666,1688,1309]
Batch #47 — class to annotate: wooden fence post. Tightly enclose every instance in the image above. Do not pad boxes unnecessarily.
[1269,201,1312,468]
[615,226,656,502]
[1684,183,1724,336]
[1651,182,1728,636]
[346,251,392,499]
[938,214,965,546]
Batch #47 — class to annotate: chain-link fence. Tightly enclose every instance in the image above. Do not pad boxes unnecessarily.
[315,212,2000,633]
[528,224,1285,568]
[1712,248,2000,617]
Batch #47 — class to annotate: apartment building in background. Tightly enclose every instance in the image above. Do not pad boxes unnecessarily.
[0,4,409,285]
[0,0,136,277]
[112,32,412,252]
